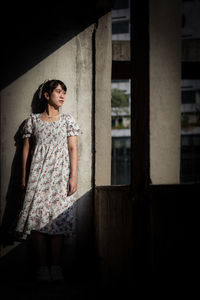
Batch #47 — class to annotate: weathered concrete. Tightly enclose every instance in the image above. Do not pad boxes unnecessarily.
[95,12,112,186]
[112,41,130,61]
[149,0,182,184]
[0,26,93,255]
[1,10,113,257]
[0,20,97,258]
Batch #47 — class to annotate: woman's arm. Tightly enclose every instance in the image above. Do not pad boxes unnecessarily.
[67,136,78,196]
[21,137,30,189]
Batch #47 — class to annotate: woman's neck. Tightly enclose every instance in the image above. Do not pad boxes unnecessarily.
[44,106,59,117]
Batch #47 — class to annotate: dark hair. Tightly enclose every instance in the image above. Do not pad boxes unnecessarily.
[39,79,67,111]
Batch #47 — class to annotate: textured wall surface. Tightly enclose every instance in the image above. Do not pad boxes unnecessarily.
[150,0,182,184]
[0,27,93,256]
[95,12,112,186]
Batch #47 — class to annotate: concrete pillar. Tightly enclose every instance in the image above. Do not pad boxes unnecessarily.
[149,0,182,184]
[95,12,112,185]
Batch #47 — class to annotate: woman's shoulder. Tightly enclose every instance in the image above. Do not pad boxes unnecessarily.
[25,113,40,122]
[26,112,40,117]
[62,112,73,117]
[62,113,75,121]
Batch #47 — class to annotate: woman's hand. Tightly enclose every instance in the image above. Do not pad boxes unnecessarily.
[67,176,77,196]
[21,177,26,190]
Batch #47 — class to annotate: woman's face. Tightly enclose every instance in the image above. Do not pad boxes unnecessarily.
[45,84,66,108]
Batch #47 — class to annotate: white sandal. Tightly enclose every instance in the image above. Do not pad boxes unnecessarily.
[50,265,64,282]
[36,265,51,282]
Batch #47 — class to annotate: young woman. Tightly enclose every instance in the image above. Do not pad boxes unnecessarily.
[15,79,82,282]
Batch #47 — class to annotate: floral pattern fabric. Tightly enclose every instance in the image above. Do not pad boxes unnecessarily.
[16,112,82,240]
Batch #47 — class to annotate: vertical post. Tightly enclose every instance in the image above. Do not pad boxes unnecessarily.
[95,12,112,186]
[130,0,150,197]
[149,0,181,184]
[130,0,150,287]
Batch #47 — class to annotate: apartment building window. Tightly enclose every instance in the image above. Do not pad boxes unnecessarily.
[112,21,129,35]
[111,1,131,185]
[182,90,197,103]
[181,81,200,183]
[181,0,200,183]
[113,0,129,10]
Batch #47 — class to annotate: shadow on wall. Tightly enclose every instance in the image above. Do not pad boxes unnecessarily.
[0,0,114,89]
[0,87,47,247]
[0,120,31,247]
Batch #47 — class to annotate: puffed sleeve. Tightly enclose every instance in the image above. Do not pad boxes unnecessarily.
[22,114,33,139]
[66,114,82,136]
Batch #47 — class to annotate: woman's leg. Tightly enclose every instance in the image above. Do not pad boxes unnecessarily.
[50,234,64,265]
[31,230,48,266]
[31,231,52,281]
[49,234,64,281]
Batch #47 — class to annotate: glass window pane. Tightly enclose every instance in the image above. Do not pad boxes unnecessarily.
[111,79,131,185]
[182,90,196,103]
[112,1,130,42]
[180,79,200,183]
[112,21,129,35]
[113,0,129,10]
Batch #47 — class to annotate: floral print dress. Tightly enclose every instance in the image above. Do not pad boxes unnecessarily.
[16,112,82,240]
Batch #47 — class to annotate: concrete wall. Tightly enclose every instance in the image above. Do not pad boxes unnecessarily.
[149,0,182,184]
[95,12,112,186]
[112,41,130,61]
[0,12,112,257]
[0,26,93,256]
